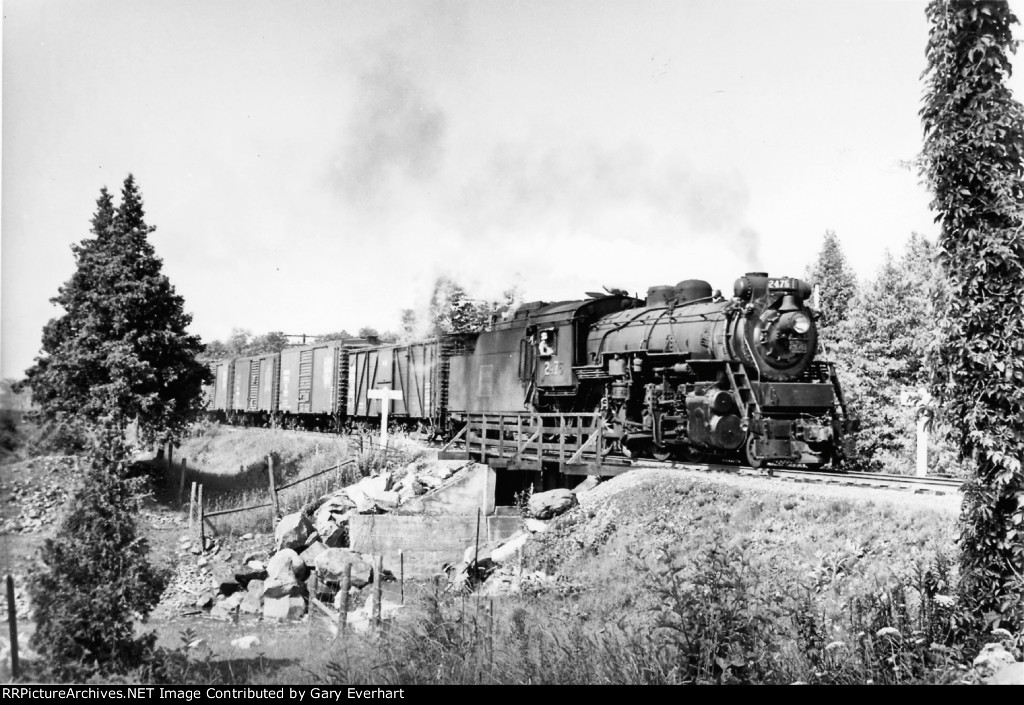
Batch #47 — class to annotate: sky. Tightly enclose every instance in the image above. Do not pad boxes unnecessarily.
[3,0,1023,380]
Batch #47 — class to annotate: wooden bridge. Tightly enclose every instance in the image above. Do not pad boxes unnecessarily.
[438,411,632,475]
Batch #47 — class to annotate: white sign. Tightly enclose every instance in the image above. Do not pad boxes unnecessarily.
[367,386,403,448]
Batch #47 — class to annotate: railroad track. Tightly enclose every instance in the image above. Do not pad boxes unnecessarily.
[630,459,964,495]
[215,426,964,496]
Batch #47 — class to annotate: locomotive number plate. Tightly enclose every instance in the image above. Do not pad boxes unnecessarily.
[768,277,795,290]
[789,340,808,353]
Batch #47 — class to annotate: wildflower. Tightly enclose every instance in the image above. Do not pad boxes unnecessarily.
[933,594,954,607]
[876,627,901,638]
[824,641,846,651]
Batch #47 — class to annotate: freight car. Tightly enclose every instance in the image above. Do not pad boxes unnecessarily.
[201,272,853,468]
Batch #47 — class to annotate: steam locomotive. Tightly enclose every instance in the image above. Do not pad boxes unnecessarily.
[203,272,853,469]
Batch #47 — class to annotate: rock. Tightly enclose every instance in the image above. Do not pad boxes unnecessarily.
[524,518,549,533]
[491,532,530,563]
[267,549,305,581]
[263,575,302,598]
[210,592,244,621]
[275,512,314,551]
[234,564,268,589]
[973,643,1018,677]
[239,581,264,615]
[211,565,241,595]
[315,548,373,588]
[571,477,600,495]
[195,592,216,610]
[230,635,261,650]
[463,542,497,565]
[301,541,327,568]
[988,661,1023,685]
[528,488,578,520]
[240,533,254,540]
[263,549,306,597]
[263,595,306,621]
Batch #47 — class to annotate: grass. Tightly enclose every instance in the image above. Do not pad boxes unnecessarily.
[158,424,428,536]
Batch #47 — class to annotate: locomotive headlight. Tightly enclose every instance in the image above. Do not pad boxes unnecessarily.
[778,311,812,335]
[788,312,811,334]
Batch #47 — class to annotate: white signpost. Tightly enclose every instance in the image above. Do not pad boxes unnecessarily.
[367,386,403,448]
[899,387,933,478]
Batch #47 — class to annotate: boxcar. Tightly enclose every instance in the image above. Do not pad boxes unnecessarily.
[347,340,444,430]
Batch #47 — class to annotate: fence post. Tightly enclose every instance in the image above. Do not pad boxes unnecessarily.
[399,550,404,605]
[198,484,205,550]
[167,442,173,474]
[178,458,187,508]
[267,456,279,525]
[340,563,351,636]
[189,482,198,537]
[373,555,383,626]
[6,574,18,679]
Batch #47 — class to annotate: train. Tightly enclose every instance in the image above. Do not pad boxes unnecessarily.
[202,272,854,469]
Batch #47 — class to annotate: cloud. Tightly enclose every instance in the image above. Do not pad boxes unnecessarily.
[330,51,447,203]
[446,140,762,266]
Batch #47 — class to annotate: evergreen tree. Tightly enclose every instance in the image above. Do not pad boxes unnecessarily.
[804,230,859,343]
[832,235,947,472]
[29,425,166,680]
[921,0,1024,627]
[25,176,211,447]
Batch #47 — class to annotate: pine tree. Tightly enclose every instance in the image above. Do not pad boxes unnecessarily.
[29,426,166,680]
[25,176,211,447]
[921,0,1024,627]
[832,235,946,471]
[804,230,859,343]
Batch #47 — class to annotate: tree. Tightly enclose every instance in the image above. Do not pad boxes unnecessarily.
[247,331,289,354]
[24,175,211,447]
[427,277,518,336]
[804,230,859,343]
[832,235,951,472]
[921,0,1024,627]
[29,426,166,680]
[313,329,354,342]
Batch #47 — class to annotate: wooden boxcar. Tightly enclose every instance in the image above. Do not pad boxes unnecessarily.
[347,340,444,429]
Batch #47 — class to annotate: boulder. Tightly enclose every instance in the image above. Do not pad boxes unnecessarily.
[239,581,264,615]
[528,488,577,520]
[973,643,1018,677]
[491,532,530,564]
[194,591,216,610]
[230,635,261,650]
[267,549,305,581]
[301,541,327,568]
[988,661,1023,685]
[346,474,400,513]
[263,549,306,597]
[263,595,306,621]
[314,494,355,546]
[211,565,241,595]
[275,512,314,551]
[315,548,373,588]
[210,592,245,621]
[571,477,600,495]
[524,518,549,533]
[234,563,268,589]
